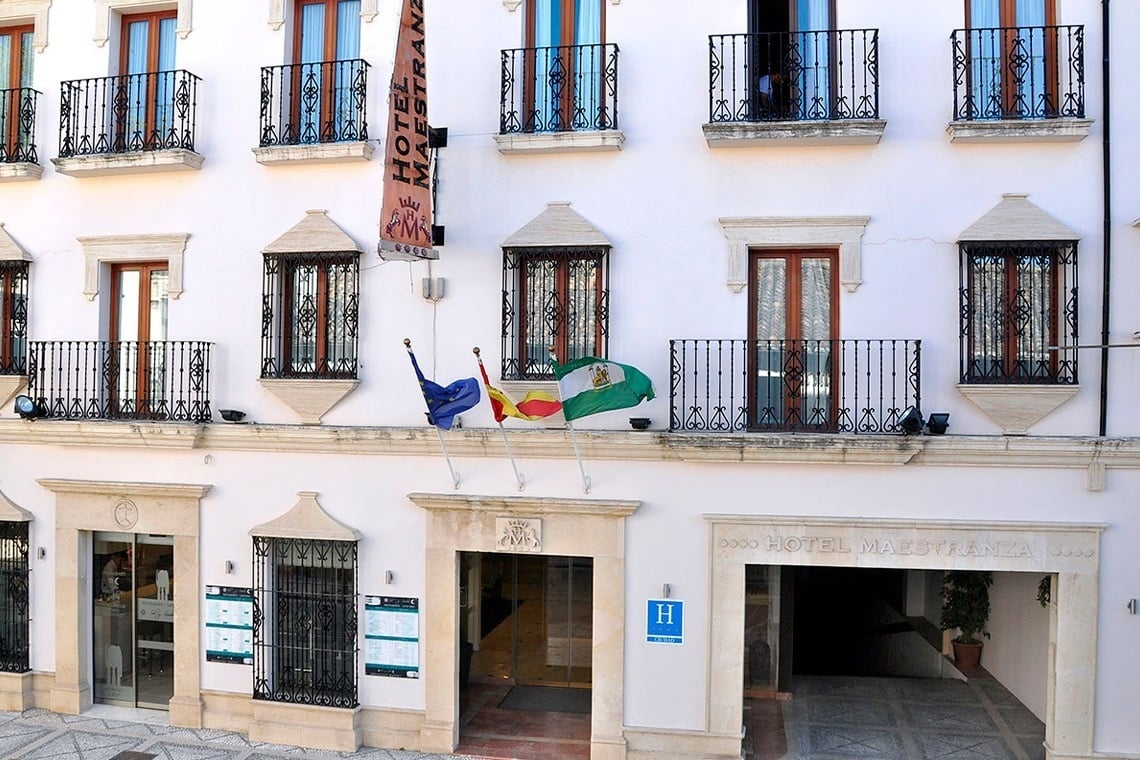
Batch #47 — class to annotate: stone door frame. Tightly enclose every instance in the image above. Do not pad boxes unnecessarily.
[410,492,639,760]
[39,479,210,729]
[704,515,1103,760]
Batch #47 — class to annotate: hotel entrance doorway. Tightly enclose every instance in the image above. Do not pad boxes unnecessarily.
[92,532,175,709]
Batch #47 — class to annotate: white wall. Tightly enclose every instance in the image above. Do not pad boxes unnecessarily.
[984,572,1051,721]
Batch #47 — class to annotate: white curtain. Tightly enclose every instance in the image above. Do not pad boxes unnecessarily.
[795,0,830,119]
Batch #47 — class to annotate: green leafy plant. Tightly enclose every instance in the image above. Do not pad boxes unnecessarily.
[1037,575,1052,608]
[939,570,993,645]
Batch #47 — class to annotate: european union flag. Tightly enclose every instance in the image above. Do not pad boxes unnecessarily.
[406,345,480,430]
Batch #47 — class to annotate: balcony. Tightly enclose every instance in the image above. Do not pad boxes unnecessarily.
[0,88,42,181]
[704,29,884,147]
[670,338,921,434]
[27,341,212,423]
[53,70,203,177]
[254,59,373,165]
[496,43,623,154]
[949,25,1090,142]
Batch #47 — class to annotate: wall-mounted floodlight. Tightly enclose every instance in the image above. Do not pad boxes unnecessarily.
[12,395,45,420]
[899,406,924,435]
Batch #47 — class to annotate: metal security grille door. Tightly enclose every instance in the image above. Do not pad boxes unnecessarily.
[92,533,175,709]
[0,522,29,673]
[252,537,359,707]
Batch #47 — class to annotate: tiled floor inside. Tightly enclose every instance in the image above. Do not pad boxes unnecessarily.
[455,682,591,760]
[746,672,1047,760]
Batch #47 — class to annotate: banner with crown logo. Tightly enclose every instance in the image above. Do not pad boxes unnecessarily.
[379,0,437,260]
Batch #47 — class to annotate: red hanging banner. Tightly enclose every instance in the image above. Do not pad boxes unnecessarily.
[379,0,436,260]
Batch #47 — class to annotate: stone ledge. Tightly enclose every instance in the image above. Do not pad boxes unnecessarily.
[253,141,375,165]
[957,384,1079,435]
[259,377,360,424]
[52,149,204,177]
[704,119,886,147]
[947,119,1093,143]
[0,163,43,181]
[494,129,625,154]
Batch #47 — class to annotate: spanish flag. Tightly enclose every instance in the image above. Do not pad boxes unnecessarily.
[475,351,562,422]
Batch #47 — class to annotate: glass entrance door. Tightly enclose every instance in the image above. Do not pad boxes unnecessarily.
[461,553,592,689]
[93,532,174,709]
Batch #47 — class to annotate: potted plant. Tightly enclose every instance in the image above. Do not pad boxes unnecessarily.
[939,570,993,668]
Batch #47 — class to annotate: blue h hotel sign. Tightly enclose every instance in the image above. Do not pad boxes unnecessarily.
[646,599,684,644]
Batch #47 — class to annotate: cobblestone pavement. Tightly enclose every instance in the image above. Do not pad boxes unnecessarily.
[0,706,482,760]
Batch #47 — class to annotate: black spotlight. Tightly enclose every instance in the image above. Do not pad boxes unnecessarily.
[12,395,45,420]
[219,409,246,423]
[926,413,950,435]
[899,405,924,435]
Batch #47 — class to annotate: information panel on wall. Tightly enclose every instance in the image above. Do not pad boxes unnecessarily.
[205,585,254,664]
[364,596,420,678]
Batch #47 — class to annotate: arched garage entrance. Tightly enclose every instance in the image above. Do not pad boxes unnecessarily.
[705,516,1102,760]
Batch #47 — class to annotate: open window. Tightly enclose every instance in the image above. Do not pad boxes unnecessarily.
[747,0,835,120]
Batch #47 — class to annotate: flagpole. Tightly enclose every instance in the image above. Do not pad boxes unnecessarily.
[474,347,525,491]
[405,338,460,489]
[549,347,591,494]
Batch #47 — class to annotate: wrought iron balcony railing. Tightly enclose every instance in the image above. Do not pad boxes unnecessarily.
[0,88,39,163]
[58,70,200,158]
[27,340,212,422]
[500,43,619,134]
[709,29,879,123]
[951,25,1084,121]
[259,59,369,147]
[670,339,921,434]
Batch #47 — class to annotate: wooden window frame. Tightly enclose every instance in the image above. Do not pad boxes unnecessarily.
[523,0,606,132]
[117,10,176,148]
[109,261,168,417]
[964,0,1058,118]
[516,248,606,380]
[1,25,33,158]
[747,248,839,431]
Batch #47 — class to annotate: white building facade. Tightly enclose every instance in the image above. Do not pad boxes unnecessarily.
[0,1,1138,759]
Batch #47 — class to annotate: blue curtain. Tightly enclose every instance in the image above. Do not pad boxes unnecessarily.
[794,0,829,119]
[1016,0,1047,116]
[298,4,326,142]
[155,18,176,139]
[124,21,150,144]
[969,0,1002,118]
[532,0,557,130]
[574,0,602,128]
[334,0,361,139]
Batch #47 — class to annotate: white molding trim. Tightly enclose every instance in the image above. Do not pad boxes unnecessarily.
[494,130,625,154]
[271,0,375,28]
[77,233,189,301]
[0,223,33,262]
[947,119,1092,144]
[703,119,886,147]
[502,0,522,9]
[718,216,871,294]
[957,384,1079,435]
[0,0,52,52]
[95,0,193,47]
[361,0,377,22]
[259,378,360,425]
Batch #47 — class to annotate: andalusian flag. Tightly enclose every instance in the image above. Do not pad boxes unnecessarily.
[477,361,562,422]
[552,356,655,421]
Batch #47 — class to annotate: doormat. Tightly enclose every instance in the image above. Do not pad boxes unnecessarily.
[109,753,157,760]
[498,685,591,714]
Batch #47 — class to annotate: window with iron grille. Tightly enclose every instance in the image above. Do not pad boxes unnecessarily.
[501,246,609,380]
[959,240,1077,384]
[261,252,359,379]
[0,261,28,375]
[252,537,358,707]
[0,521,29,673]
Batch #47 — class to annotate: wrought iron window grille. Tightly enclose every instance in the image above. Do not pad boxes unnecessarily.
[259,59,370,147]
[501,246,609,381]
[500,43,619,134]
[261,252,360,380]
[670,338,921,434]
[26,340,212,422]
[708,29,880,123]
[58,70,200,158]
[959,241,1077,385]
[0,88,40,164]
[951,25,1085,121]
[252,537,358,709]
[0,261,28,375]
[0,521,30,674]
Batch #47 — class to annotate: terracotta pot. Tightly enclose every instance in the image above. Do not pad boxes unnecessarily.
[952,640,983,668]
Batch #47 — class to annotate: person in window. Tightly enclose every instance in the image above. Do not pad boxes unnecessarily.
[101,552,125,600]
[757,71,785,118]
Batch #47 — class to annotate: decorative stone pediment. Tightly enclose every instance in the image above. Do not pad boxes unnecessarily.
[95,0,192,46]
[249,491,361,541]
[959,193,1079,242]
[78,233,189,301]
[957,384,1079,435]
[262,210,363,255]
[259,378,359,425]
[0,224,32,262]
[503,201,612,248]
[719,216,869,293]
[0,0,52,52]
[0,487,33,522]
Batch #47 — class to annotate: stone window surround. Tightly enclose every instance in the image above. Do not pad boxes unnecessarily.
[77,233,189,302]
[268,0,378,30]
[38,478,210,728]
[718,216,870,294]
[704,515,1103,760]
[0,0,51,53]
[409,492,638,760]
[95,0,192,47]
[502,0,620,9]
